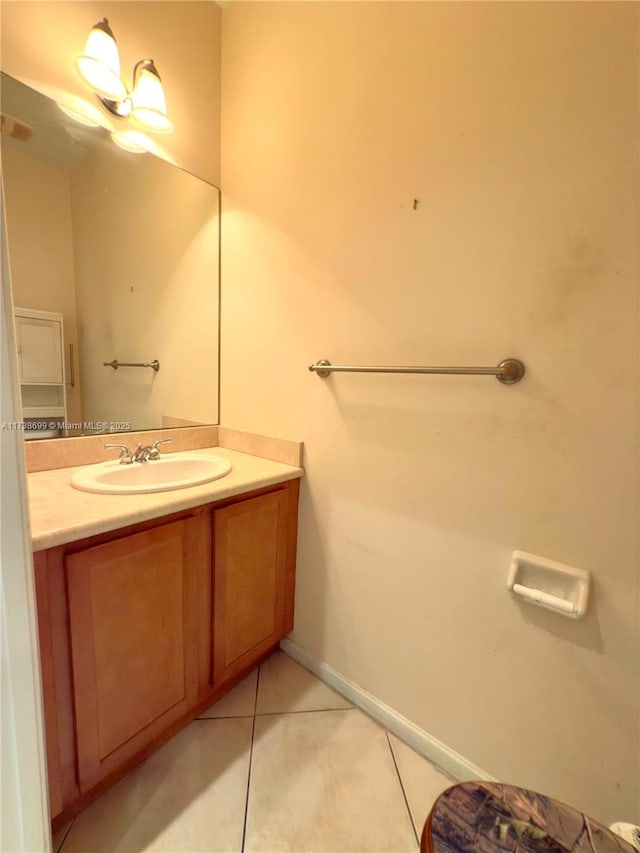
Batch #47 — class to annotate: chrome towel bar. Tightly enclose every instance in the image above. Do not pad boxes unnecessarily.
[308,358,525,385]
[67,343,75,388]
[103,359,160,372]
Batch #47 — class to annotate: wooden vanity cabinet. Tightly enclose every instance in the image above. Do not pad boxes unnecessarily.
[33,479,299,824]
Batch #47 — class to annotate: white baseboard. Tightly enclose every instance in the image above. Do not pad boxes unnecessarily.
[280,638,494,784]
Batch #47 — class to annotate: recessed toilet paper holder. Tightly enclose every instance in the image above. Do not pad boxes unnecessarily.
[507,551,590,620]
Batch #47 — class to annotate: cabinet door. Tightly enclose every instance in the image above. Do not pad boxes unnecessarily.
[16,315,63,384]
[212,490,290,684]
[66,519,199,791]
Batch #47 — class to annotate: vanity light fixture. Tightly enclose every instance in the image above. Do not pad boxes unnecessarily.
[75,19,173,133]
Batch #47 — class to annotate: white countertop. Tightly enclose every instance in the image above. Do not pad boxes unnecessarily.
[28,447,303,551]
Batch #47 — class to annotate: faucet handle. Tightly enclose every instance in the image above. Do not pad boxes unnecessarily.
[148,438,172,459]
[104,443,134,464]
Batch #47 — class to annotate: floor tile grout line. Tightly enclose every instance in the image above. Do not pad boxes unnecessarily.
[386,731,420,847]
[255,706,355,718]
[195,707,355,722]
[56,817,75,853]
[194,714,255,721]
[253,666,260,717]
[241,667,261,853]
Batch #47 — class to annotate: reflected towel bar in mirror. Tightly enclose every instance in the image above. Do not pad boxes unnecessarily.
[67,343,75,388]
[308,358,525,385]
[103,359,160,371]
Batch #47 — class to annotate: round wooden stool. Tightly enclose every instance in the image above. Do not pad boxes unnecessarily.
[421,782,635,853]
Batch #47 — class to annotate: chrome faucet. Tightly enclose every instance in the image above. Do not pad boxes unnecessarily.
[131,443,151,463]
[132,439,172,463]
[105,438,171,464]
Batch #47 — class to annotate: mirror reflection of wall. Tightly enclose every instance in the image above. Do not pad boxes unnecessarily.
[1,72,220,439]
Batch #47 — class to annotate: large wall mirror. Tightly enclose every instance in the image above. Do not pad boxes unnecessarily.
[1,72,220,440]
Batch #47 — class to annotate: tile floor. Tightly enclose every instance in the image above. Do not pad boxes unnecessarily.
[53,652,453,853]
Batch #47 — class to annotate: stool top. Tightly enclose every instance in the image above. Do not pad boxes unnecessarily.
[428,782,635,853]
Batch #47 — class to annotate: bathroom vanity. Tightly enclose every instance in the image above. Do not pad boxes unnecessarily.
[28,446,302,826]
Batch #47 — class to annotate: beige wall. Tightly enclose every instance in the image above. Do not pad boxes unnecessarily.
[0,1,221,185]
[221,1,639,824]
[70,144,219,431]
[2,143,83,423]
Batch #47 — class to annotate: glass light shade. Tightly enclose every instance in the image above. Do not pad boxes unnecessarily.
[130,61,173,133]
[75,19,127,101]
[57,101,101,128]
[110,130,148,154]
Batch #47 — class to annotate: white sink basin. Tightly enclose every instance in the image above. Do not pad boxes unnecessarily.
[71,453,232,495]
